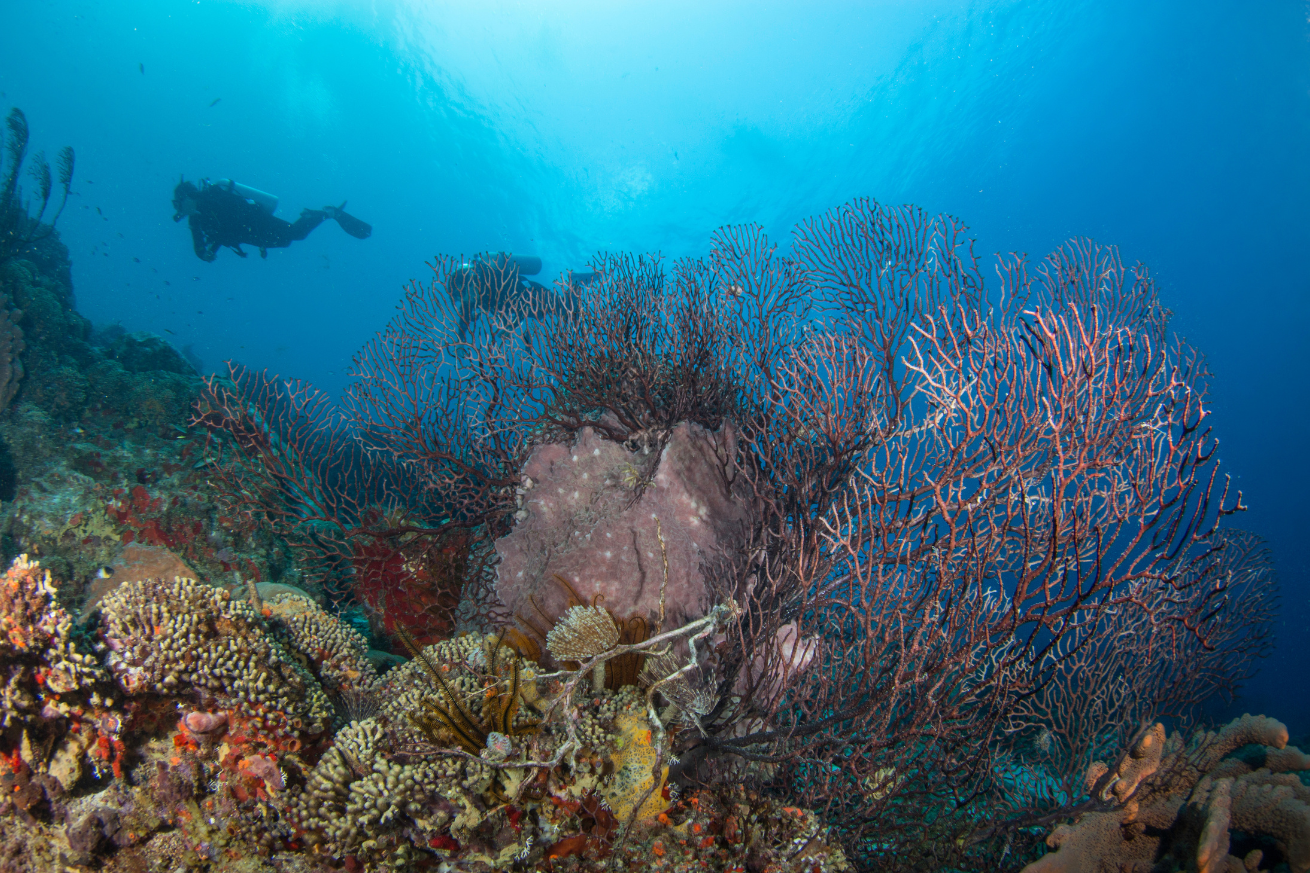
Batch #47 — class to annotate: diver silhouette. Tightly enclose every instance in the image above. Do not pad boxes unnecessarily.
[447,253,591,341]
[171,177,371,262]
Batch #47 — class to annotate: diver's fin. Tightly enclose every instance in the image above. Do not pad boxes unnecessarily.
[327,201,371,239]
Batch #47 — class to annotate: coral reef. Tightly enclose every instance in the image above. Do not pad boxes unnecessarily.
[0,186,1290,873]
[0,556,849,872]
[0,397,285,606]
[1024,715,1310,873]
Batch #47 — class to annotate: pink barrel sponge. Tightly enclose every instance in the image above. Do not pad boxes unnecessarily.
[494,422,750,646]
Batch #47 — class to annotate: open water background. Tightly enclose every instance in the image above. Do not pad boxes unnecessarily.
[1,1,1306,731]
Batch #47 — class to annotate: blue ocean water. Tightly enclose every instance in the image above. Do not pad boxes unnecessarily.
[1,0,1305,736]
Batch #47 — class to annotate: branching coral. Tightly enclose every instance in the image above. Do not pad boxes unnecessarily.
[0,556,122,794]
[98,576,332,742]
[260,588,382,725]
[291,715,483,864]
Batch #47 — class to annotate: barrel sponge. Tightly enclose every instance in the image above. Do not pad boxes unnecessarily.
[1023,715,1310,873]
[494,422,750,644]
[98,576,331,735]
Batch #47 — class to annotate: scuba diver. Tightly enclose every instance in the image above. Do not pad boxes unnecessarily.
[171,177,372,262]
[447,253,596,341]
[448,252,546,340]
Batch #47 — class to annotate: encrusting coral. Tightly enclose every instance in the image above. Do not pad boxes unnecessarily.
[1024,714,1310,873]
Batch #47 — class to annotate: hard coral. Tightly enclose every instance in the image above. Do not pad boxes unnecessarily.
[0,555,120,791]
[98,575,332,741]
[261,589,383,724]
[291,716,478,866]
[1024,714,1310,873]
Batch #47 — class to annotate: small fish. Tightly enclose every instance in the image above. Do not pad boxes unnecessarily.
[192,276,200,281]
[139,62,144,74]
[163,280,170,286]
[209,97,221,107]
[133,257,140,263]
[164,328,175,334]
[96,567,113,579]
[95,206,102,215]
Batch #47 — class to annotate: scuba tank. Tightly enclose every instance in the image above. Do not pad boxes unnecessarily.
[213,179,279,215]
[474,252,541,275]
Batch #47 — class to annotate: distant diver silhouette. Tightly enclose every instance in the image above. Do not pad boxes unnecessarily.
[171,177,371,262]
[448,253,589,341]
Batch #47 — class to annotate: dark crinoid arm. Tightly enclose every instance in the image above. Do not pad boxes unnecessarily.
[491,658,540,737]
[397,626,488,754]
[397,627,539,756]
